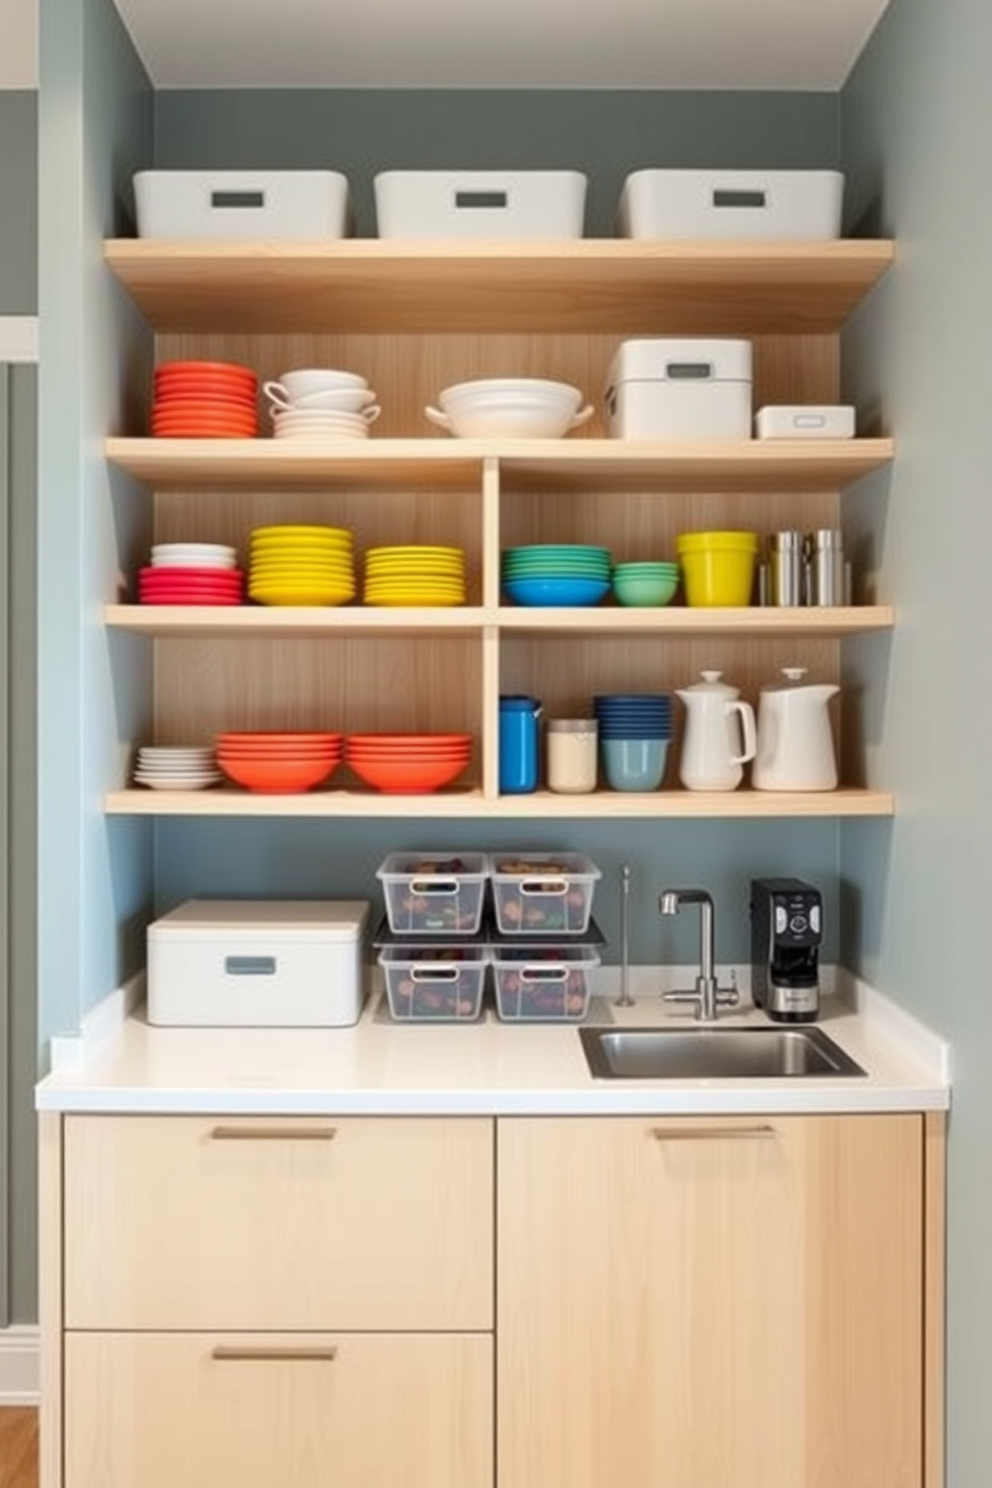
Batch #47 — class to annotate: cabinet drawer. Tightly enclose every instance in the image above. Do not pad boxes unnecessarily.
[65,1331,493,1488]
[64,1114,493,1329]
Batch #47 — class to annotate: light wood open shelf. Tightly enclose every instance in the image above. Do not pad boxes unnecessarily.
[104,786,894,819]
[104,603,894,640]
[106,436,895,494]
[104,238,895,334]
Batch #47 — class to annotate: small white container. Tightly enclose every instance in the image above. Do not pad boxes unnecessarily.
[617,169,844,241]
[134,171,352,240]
[374,171,587,240]
[546,719,598,794]
[147,898,370,1027]
[605,339,752,440]
[755,405,856,440]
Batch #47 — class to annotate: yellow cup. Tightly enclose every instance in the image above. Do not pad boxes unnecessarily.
[676,531,758,607]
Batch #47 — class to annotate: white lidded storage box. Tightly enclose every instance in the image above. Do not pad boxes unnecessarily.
[755,404,856,440]
[147,898,370,1027]
[373,171,587,240]
[605,338,752,440]
[616,169,844,240]
[133,170,352,240]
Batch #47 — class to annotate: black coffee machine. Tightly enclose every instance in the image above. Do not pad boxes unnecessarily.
[749,877,823,1023]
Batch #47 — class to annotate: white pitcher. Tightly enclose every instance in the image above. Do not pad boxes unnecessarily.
[752,666,839,791]
[676,670,757,792]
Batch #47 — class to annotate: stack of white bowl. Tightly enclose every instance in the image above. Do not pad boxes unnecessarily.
[133,745,223,792]
[150,541,238,569]
[424,377,594,439]
[264,368,381,441]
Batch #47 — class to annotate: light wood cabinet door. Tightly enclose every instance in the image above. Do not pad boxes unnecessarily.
[64,1114,492,1329]
[497,1114,924,1488]
[65,1331,492,1488]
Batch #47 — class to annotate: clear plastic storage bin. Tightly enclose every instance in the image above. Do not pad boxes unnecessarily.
[379,946,487,1022]
[490,853,601,936]
[492,946,601,1022]
[376,852,489,936]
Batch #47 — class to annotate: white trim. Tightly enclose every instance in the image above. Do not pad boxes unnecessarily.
[836,968,953,1083]
[49,971,146,1073]
[0,316,38,364]
[0,1325,39,1405]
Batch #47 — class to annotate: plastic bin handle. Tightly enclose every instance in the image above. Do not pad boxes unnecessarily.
[519,878,568,897]
[711,188,768,209]
[210,189,266,210]
[409,965,459,982]
[519,965,568,982]
[408,878,459,897]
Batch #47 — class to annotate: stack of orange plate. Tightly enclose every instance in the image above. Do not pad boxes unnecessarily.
[363,545,466,607]
[248,524,356,607]
[151,360,259,439]
[345,732,473,794]
[215,732,345,794]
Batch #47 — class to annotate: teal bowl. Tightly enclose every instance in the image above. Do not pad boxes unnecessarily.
[612,570,680,607]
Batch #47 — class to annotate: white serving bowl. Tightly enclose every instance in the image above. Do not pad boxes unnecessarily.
[277,368,369,399]
[425,399,594,439]
[439,378,585,412]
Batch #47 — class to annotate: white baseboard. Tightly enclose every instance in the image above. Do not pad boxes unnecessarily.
[0,1325,39,1405]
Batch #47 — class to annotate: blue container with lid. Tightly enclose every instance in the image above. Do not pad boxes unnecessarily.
[499,694,542,793]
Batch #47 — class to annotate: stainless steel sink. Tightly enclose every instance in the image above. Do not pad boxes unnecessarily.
[579,1025,867,1080]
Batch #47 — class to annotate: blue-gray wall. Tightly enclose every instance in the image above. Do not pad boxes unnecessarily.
[841,0,990,1483]
[0,92,37,314]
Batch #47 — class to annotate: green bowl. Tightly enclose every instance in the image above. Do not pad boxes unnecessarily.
[612,571,680,607]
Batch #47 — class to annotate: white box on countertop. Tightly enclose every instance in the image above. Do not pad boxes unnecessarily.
[133,170,353,240]
[373,171,587,239]
[617,169,844,240]
[147,898,370,1027]
[755,404,856,440]
[605,338,752,440]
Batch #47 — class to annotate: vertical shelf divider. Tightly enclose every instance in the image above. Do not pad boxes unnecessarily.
[482,457,502,800]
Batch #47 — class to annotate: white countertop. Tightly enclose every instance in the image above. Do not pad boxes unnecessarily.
[36,970,950,1116]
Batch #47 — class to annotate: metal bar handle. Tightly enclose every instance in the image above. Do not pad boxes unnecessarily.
[652,1124,777,1142]
[209,1126,337,1142]
[212,1345,338,1363]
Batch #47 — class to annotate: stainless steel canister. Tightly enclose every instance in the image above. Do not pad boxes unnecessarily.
[768,530,804,606]
[804,529,846,606]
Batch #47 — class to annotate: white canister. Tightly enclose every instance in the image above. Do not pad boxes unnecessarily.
[546,718,599,794]
[604,338,753,440]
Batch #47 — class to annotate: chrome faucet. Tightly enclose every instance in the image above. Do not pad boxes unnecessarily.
[658,888,739,1023]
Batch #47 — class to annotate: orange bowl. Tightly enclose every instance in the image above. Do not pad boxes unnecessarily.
[347,754,470,794]
[218,755,341,793]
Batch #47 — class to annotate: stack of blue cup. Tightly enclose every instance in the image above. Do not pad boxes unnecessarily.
[593,694,673,791]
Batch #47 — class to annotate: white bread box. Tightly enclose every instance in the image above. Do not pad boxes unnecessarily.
[617,169,844,240]
[605,338,752,440]
[134,170,352,240]
[147,898,370,1028]
[373,170,587,239]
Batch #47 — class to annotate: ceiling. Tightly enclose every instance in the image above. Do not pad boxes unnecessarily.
[2,0,892,92]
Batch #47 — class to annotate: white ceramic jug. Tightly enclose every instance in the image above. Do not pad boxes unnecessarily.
[676,670,757,792]
[752,667,839,791]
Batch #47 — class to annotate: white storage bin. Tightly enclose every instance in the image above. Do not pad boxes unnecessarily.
[134,170,352,240]
[490,853,601,936]
[379,946,488,1022]
[147,898,370,1027]
[492,946,601,1022]
[755,404,856,440]
[373,171,587,240]
[605,338,752,440]
[376,852,489,936]
[617,169,844,241]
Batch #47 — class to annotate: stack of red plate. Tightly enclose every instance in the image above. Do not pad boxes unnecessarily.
[215,732,344,794]
[151,360,259,439]
[137,565,245,606]
[345,733,473,795]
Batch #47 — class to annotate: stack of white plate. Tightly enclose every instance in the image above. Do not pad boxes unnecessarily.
[150,542,238,569]
[133,745,223,792]
[264,369,381,442]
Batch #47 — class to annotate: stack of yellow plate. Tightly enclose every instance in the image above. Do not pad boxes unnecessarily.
[248,524,356,607]
[363,545,466,607]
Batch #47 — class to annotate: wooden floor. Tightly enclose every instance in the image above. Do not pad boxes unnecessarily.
[0,1410,38,1488]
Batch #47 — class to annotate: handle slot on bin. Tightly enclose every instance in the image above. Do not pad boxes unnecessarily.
[224,955,277,976]
[409,965,459,983]
[711,188,768,209]
[665,362,716,381]
[454,190,509,209]
[519,964,568,983]
[408,878,459,898]
[210,190,267,210]
[520,878,568,898]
